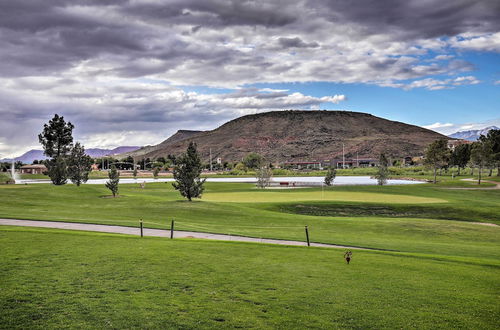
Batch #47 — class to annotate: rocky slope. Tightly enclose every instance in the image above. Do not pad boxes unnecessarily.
[120,110,447,163]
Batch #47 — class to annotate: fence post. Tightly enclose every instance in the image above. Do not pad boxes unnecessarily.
[305,225,310,246]
[140,219,143,237]
[170,220,174,239]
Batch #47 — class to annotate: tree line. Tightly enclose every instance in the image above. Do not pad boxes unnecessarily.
[424,129,499,184]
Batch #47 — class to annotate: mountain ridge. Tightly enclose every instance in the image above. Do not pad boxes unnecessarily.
[2,146,140,164]
[448,126,499,141]
[119,110,447,163]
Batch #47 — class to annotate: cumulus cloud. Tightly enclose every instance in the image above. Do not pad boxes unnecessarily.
[0,0,499,157]
[0,78,346,158]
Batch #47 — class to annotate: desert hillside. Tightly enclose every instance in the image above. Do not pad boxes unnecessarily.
[120,110,447,162]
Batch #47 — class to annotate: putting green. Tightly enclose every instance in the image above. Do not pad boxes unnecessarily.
[202,190,446,204]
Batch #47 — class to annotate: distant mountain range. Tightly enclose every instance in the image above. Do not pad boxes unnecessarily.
[448,126,499,141]
[2,146,140,164]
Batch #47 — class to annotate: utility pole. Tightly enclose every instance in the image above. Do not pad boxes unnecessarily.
[342,143,345,169]
[357,152,359,168]
[209,148,212,172]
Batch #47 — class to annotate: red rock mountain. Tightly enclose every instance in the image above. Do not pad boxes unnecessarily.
[121,110,447,163]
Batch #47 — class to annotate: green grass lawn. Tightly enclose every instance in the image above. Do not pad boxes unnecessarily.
[1,227,498,329]
[0,182,498,259]
[1,178,499,328]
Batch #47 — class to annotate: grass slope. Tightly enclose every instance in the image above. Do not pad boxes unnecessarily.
[1,227,498,329]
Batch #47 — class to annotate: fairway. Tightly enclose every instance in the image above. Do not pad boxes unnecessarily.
[1,227,498,329]
[202,189,446,203]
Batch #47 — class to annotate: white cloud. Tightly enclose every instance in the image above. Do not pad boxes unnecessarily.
[405,75,480,90]
[423,122,454,130]
[451,32,500,52]
[423,119,500,135]
[0,78,347,158]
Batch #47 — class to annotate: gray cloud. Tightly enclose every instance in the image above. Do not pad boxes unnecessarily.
[278,37,319,48]
[0,0,498,157]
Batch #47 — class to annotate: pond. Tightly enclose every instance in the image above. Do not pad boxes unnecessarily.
[16,176,425,186]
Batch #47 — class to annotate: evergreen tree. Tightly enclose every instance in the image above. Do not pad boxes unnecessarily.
[450,143,471,176]
[105,165,120,197]
[375,153,389,185]
[47,157,68,185]
[324,167,336,186]
[172,142,206,201]
[424,139,451,184]
[38,114,74,185]
[67,142,93,186]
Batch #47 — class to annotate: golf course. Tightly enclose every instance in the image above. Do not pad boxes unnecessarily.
[1,178,499,328]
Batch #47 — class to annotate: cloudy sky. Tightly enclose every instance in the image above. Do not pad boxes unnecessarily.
[1,0,499,158]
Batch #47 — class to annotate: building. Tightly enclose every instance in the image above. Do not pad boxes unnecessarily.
[20,164,47,174]
[447,139,472,150]
[330,158,378,168]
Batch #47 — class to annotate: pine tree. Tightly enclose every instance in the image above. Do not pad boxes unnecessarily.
[375,153,389,185]
[105,165,120,197]
[67,142,93,186]
[324,167,336,186]
[172,142,206,201]
[38,114,74,185]
[47,157,68,185]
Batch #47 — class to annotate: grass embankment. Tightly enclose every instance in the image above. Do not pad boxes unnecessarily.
[1,227,498,329]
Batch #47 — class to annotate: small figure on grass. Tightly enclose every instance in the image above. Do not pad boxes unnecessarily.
[344,250,352,264]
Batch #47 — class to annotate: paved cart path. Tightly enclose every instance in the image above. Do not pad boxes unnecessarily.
[0,218,369,250]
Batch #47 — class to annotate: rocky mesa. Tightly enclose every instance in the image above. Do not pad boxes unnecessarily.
[120,110,447,163]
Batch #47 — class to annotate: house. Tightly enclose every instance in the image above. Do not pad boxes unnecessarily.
[20,164,47,174]
[447,139,471,150]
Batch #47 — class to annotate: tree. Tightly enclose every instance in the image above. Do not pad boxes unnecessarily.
[480,129,500,176]
[256,166,272,188]
[470,140,490,185]
[172,142,206,201]
[38,114,74,158]
[38,114,74,185]
[374,153,389,185]
[153,167,160,179]
[243,153,263,169]
[450,143,471,176]
[424,139,450,184]
[324,167,336,186]
[47,157,68,185]
[133,167,138,179]
[105,165,120,197]
[67,142,93,186]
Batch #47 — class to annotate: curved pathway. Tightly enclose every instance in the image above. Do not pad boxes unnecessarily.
[0,218,368,250]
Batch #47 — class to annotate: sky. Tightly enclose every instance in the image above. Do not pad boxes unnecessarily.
[1,0,499,158]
